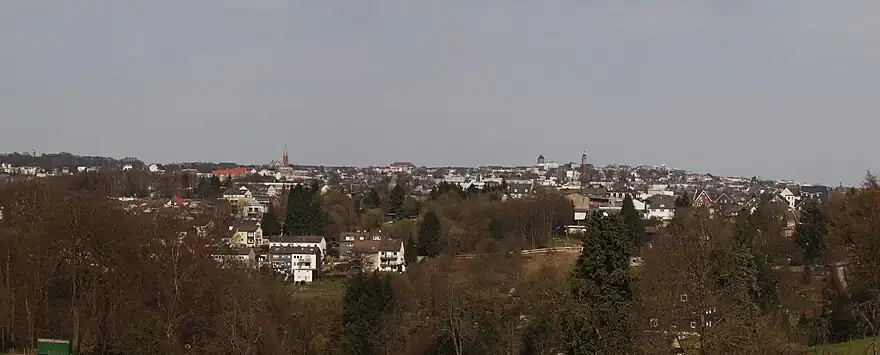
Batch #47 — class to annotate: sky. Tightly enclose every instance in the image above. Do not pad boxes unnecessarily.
[1,1,878,185]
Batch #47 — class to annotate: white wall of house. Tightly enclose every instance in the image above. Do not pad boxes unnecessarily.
[270,252,319,283]
[377,243,406,273]
[293,269,314,283]
[647,208,675,221]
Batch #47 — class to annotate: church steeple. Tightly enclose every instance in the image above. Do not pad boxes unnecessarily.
[282,144,289,167]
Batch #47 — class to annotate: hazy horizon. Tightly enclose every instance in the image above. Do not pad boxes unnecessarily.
[2,1,878,186]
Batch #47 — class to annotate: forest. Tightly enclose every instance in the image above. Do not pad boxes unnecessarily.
[1,174,880,354]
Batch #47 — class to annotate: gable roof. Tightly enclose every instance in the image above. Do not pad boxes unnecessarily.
[269,246,321,255]
[231,220,260,233]
[352,239,403,254]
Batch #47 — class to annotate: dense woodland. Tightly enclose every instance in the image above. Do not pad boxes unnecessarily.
[1,173,880,354]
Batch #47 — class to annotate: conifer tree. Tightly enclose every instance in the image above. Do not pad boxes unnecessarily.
[620,194,645,249]
[304,183,325,235]
[388,184,405,214]
[565,212,633,354]
[489,217,505,241]
[260,209,282,236]
[341,272,395,354]
[796,200,827,265]
[283,184,309,235]
[362,188,381,209]
[405,237,417,264]
[418,211,442,257]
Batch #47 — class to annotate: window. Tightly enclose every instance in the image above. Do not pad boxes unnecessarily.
[706,321,713,327]
[680,294,688,302]
[690,321,696,329]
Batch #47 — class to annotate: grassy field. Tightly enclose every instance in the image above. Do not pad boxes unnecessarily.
[810,338,880,354]
[291,276,348,298]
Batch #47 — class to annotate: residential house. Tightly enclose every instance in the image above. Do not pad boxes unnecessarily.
[268,235,327,255]
[565,193,591,223]
[332,231,388,256]
[352,239,406,273]
[229,220,263,247]
[799,185,831,204]
[212,247,257,268]
[778,187,800,210]
[267,246,322,283]
[505,182,534,199]
[645,195,676,221]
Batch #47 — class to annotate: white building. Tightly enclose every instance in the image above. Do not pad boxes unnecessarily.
[267,246,322,283]
[269,235,327,256]
[352,239,406,273]
[212,247,257,268]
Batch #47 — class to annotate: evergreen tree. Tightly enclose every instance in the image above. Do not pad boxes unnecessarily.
[405,237,417,264]
[260,207,282,236]
[565,212,633,354]
[620,195,645,249]
[400,197,421,218]
[388,184,405,214]
[209,175,222,194]
[223,175,234,188]
[283,184,309,235]
[362,188,381,209]
[341,272,395,355]
[796,200,827,265]
[417,211,442,257]
[465,184,479,198]
[674,193,690,207]
[489,217,505,241]
[304,183,325,235]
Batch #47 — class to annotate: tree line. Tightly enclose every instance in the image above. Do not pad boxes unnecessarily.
[6,174,880,353]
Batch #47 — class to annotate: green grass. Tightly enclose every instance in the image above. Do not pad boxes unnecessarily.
[810,338,880,354]
[291,276,348,298]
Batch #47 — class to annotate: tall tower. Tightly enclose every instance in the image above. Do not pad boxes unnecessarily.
[581,151,588,173]
[581,151,589,184]
[282,144,289,167]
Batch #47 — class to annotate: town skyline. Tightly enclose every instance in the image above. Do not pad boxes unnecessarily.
[3,1,879,186]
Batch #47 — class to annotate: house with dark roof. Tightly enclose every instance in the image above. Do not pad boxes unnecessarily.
[352,239,406,272]
[229,220,263,247]
[268,235,327,255]
[212,247,257,268]
[267,246,322,283]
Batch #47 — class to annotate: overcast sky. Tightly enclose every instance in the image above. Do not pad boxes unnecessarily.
[1,1,878,185]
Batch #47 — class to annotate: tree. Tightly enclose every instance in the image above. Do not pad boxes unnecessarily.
[362,188,381,209]
[388,184,405,214]
[796,200,826,265]
[400,197,421,218]
[675,193,690,207]
[489,217,505,241]
[260,211,281,237]
[418,211,442,257]
[304,183,325,235]
[284,184,308,235]
[565,213,633,354]
[405,237,417,265]
[620,194,645,249]
[340,272,395,354]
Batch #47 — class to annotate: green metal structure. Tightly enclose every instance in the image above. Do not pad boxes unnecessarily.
[36,338,70,355]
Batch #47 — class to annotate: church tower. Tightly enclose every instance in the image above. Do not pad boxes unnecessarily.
[580,151,589,185]
[581,151,588,173]
[282,144,289,167]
